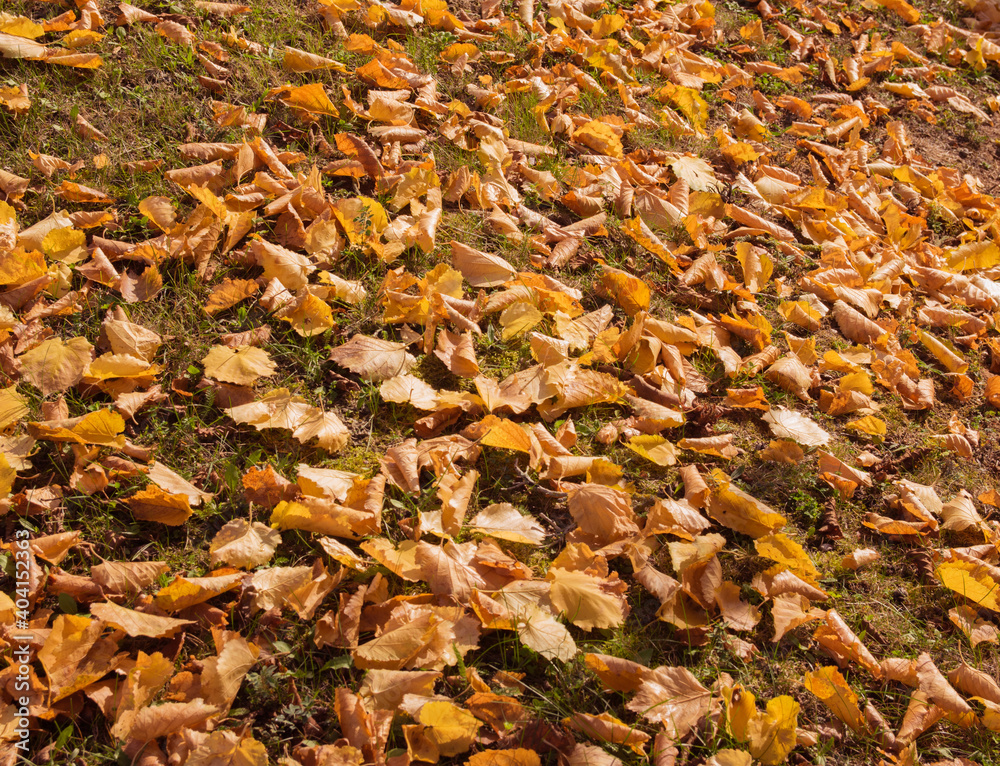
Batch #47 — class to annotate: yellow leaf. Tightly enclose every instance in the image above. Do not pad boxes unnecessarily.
[0,452,15,497]
[777,301,822,332]
[29,409,126,447]
[659,83,709,133]
[679,435,740,459]
[548,567,628,631]
[707,470,786,538]
[723,684,756,741]
[875,0,921,23]
[500,302,543,341]
[468,503,545,545]
[761,407,830,447]
[592,13,626,39]
[42,226,86,264]
[209,519,281,568]
[283,45,348,73]
[598,266,650,316]
[138,195,177,233]
[0,30,47,59]
[803,666,864,733]
[271,82,339,117]
[20,336,93,396]
[451,241,515,287]
[62,29,103,49]
[249,238,315,290]
[936,560,1000,612]
[0,246,45,286]
[572,121,623,159]
[739,19,764,41]
[89,601,193,638]
[418,701,480,757]
[361,538,422,581]
[719,313,772,351]
[845,415,886,440]
[917,329,967,374]
[203,345,277,386]
[154,573,243,612]
[279,293,334,337]
[83,355,161,389]
[747,696,798,765]
[480,416,533,453]
[838,371,872,395]
[184,731,269,766]
[0,16,45,39]
[722,142,761,165]
[563,711,649,754]
[329,334,416,381]
[626,434,678,466]
[467,750,541,766]
[204,278,259,315]
[0,83,31,116]
[947,240,1000,272]
[0,386,29,430]
[734,242,773,293]
[707,751,752,766]
[440,42,479,63]
[127,486,194,526]
[754,533,819,581]
[55,180,113,203]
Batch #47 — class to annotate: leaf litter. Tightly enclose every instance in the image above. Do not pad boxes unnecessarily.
[1,0,1000,763]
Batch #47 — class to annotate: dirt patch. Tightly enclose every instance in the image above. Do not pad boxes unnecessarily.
[901,110,1000,191]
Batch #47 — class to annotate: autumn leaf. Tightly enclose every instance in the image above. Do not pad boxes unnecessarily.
[0,386,29,430]
[626,665,711,737]
[204,278,259,315]
[936,561,1000,612]
[209,519,281,568]
[203,345,277,386]
[20,336,94,395]
[761,407,830,447]
[126,486,194,526]
[329,334,417,381]
[417,701,480,757]
[803,666,864,733]
[89,602,194,638]
[468,503,545,545]
[548,568,628,631]
[746,696,798,765]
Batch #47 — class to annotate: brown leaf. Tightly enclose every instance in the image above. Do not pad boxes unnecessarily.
[89,601,194,638]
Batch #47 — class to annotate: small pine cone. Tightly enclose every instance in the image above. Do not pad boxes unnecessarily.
[816,502,843,542]
[907,548,936,582]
